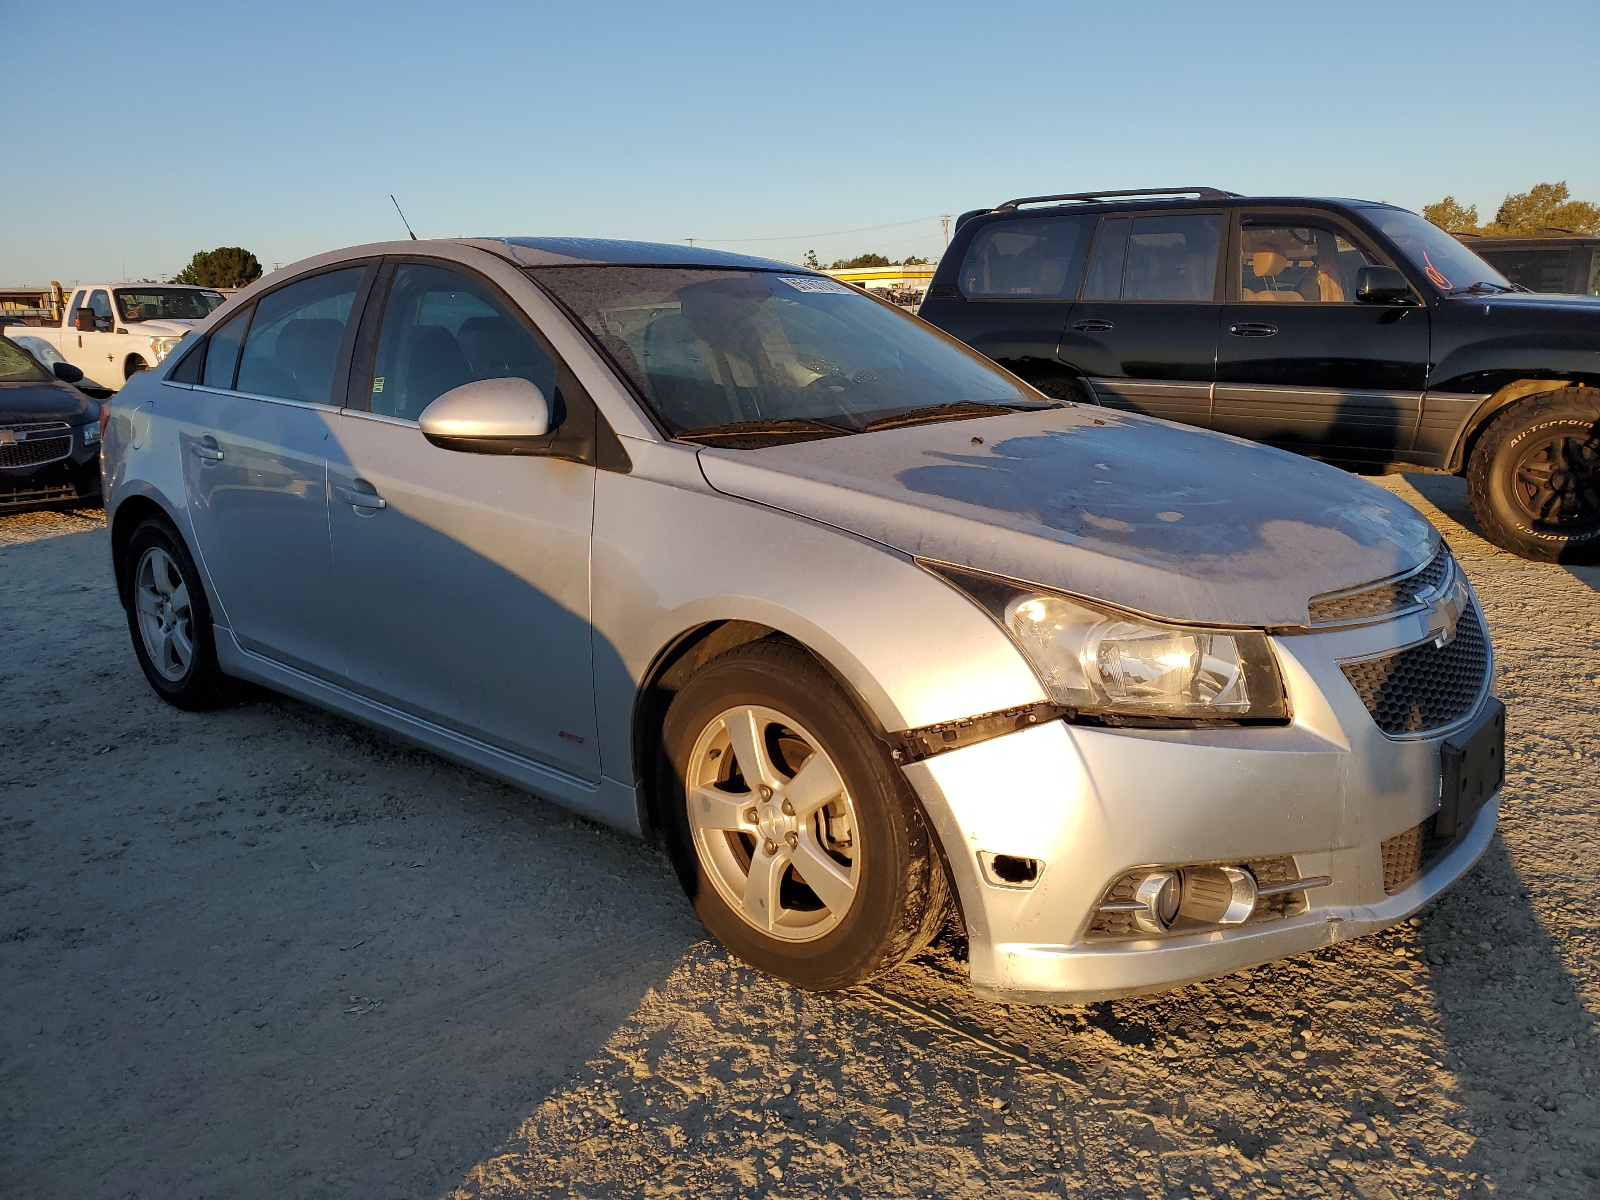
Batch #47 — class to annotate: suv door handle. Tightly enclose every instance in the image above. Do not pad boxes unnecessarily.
[190,436,224,463]
[1228,322,1278,337]
[334,482,387,511]
[1072,319,1115,332]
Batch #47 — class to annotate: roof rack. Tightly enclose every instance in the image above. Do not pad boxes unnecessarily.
[994,187,1241,212]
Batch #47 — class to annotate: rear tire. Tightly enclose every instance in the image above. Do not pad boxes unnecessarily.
[1466,388,1600,563]
[121,518,234,709]
[658,640,949,990]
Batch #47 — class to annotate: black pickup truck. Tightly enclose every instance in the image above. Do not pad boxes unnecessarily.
[919,188,1600,563]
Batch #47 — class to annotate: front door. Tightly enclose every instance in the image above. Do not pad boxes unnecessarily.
[328,260,600,781]
[1060,211,1225,427]
[1212,212,1430,461]
[179,265,370,677]
[73,289,122,390]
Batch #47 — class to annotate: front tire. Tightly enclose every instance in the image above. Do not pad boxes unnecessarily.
[659,640,949,990]
[1466,388,1600,563]
[121,518,233,709]
[124,356,149,380]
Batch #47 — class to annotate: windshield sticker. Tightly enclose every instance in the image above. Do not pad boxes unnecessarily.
[777,276,854,295]
[1422,250,1452,290]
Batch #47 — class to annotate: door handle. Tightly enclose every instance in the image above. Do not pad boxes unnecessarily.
[190,436,224,462]
[1072,319,1115,333]
[334,483,387,510]
[1228,322,1278,337]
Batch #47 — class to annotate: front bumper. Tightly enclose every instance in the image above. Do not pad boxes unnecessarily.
[901,607,1499,1004]
[0,427,101,513]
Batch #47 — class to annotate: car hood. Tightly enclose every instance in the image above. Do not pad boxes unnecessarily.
[126,319,199,336]
[0,378,94,425]
[696,407,1437,629]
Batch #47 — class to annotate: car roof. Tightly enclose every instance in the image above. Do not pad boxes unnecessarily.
[460,236,795,271]
[963,194,1398,228]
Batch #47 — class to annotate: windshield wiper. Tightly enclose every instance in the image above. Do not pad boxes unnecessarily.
[673,416,856,446]
[1450,281,1518,295]
[863,400,1044,432]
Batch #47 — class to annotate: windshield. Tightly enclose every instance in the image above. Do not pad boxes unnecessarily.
[1370,209,1512,293]
[114,288,226,322]
[0,336,52,383]
[530,267,1036,436]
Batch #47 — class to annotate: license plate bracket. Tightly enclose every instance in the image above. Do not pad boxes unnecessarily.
[1436,698,1505,840]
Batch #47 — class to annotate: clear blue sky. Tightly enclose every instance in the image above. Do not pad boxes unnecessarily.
[5,0,1598,285]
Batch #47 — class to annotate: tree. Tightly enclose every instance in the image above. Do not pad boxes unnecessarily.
[173,247,263,288]
[1491,182,1600,236]
[802,249,821,269]
[1423,196,1480,234]
[830,252,892,269]
[901,255,930,266]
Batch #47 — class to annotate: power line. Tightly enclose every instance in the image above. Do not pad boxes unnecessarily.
[700,215,942,243]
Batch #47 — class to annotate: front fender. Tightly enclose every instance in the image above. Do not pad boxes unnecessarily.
[590,446,1046,786]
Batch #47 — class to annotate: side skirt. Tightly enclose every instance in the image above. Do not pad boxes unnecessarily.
[214,629,644,837]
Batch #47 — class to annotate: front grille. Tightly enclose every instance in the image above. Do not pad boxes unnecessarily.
[1380,815,1456,894]
[1085,856,1307,941]
[0,434,71,468]
[1308,545,1451,625]
[1340,601,1490,736]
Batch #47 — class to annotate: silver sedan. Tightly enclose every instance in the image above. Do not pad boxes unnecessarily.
[101,237,1503,1002]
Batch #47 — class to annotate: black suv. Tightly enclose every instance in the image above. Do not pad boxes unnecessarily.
[919,188,1600,563]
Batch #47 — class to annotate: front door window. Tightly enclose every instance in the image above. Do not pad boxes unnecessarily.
[1238,224,1381,302]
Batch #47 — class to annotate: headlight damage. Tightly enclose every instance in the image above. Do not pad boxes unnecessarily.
[921,561,1289,723]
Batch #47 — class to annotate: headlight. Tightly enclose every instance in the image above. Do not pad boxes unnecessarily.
[922,561,1289,721]
[150,335,183,362]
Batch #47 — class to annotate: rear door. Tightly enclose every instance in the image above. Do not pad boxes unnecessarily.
[179,264,373,677]
[1212,210,1429,461]
[1061,211,1224,427]
[328,259,600,781]
[930,213,1096,399]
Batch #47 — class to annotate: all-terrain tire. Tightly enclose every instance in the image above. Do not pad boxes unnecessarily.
[658,639,950,990]
[120,517,235,710]
[1466,387,1600,564]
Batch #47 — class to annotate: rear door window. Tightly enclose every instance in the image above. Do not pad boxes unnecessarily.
[1080,218,1130,300]
[235,268,365,404]
[1080,214,1224,301]
[958,216,1095,298]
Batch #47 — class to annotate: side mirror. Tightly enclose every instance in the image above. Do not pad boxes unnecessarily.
[73,309,98,331]
[418,376,555,454]
[53,361,84,383]
[1356,265,1419,306]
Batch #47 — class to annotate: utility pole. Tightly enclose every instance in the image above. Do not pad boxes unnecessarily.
[941,214,951,248]
[685,237,695,247]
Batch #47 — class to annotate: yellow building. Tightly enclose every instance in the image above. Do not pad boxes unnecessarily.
[824,264,936,308]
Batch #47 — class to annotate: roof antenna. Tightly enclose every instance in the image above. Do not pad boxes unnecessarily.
[390,194,418,241]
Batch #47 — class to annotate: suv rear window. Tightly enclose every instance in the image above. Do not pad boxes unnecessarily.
[959,216,1095,298]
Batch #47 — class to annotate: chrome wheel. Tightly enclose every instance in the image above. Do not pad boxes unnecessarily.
[685,704,861,942]
[134,546,194,682]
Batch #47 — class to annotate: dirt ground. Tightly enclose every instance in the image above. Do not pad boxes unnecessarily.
[2,474,1597,1200]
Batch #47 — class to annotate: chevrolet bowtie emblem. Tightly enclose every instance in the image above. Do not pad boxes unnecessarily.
[0,430,17,447]
[1424,576,1468,647]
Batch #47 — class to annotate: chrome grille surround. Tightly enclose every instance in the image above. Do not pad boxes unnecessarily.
[1308,544,1453,627]
[1339,599,1492,738]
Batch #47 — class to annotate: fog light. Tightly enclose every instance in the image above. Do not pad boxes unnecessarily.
[1178,865,1258,925]
[1132,870,1181,933]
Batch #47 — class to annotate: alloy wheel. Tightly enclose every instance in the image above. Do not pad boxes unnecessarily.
[685,704,861,942]
[1511,430,1600,533]
[134,546,194,682]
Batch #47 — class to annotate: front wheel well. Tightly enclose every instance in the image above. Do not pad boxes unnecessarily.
[123,355,150,380]
[1452,377,1597,473]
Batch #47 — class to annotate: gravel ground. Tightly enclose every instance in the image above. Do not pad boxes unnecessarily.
[1,476,1597,1199]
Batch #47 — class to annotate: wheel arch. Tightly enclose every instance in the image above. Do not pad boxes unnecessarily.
[1449,377,1597,474]
[123,353,151,380]
[109,491,184,606]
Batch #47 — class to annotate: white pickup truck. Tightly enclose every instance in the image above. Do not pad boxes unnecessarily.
[2,283,225,392]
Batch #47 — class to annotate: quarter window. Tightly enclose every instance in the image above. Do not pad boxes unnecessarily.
[201,306,253,390]
[234,268,365,404]
[1238,221,1381,302]
[366,264,558,422]
[958,216,1096,298]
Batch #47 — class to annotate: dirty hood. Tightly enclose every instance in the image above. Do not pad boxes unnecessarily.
[696,407,1437,628]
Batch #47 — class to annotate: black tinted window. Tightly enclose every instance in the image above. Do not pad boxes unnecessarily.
[1080,218,1129,300]
[1123,214,1223,301]
[367,264,559,422]
[201,306,253,390]
[235,268,364,404]
[959,216,1095,298]
[1477,248,1573,294]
